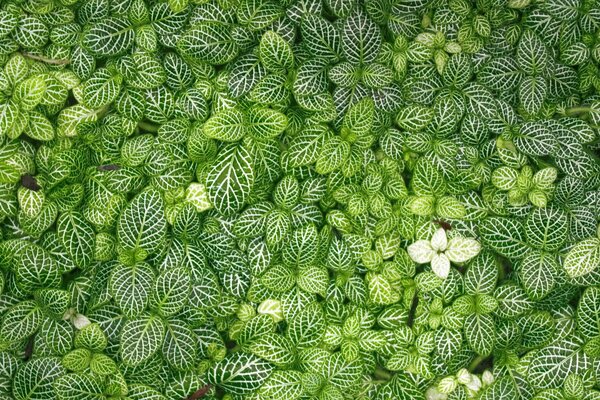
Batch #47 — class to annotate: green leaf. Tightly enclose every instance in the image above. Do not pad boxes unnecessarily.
[287,303,326,349]
[495,283,532,319]
[524,207,568,251]
[26,111,55,141]
[13,357,65,400]
[129,53,166,89]
[293,59,328,96]
[514,121,557,156]
[341,13,382,64]
[396,105,433,132]
[519,76,547,115]
[492,167,518,190]
[324,352,363,390]
[247,107,288,141]
[411,159,445,196]
[82,68,122,108]
[479,217,530,259]
[464,258,499,300]
[259,31,294,72]
[0,102,20,139]
[287,124,328,167]
[206,143,254,215]
[54,373,104,400]
[577,287,600,340]
[316,137,350,174]
[0,300,43,342]
[83,18,135,57]
[89,354,117,376]
[237,0,283,31]
[464,313,495,355]
[528,338,591,389]
[57,104,98,138]
[517,30,548,75]
[250,73,290,104]
[120,314,165,366]
[16,244,61,291]
[207,352,274,395]
[14,76,46,110]
[343,98,374,136]
[300,15,341,60]
[57,212,95,269]
[150,267,191,317]
[463,83,497,119]
[368,273,399,305]
[519,250,557,300]
[478,377,518,400]
[203,108,247,142]
[18,187,44,218]
[249,333,295,367]
[109,262,155,317]
[436,196,466,219]
[228,53,267,98]
[162,320,198,371]
[117,188,168,260]
[38,314,73,351]
[282,224,319,267]
[127,384,166,400]
[75,324,107,352]
[13,16,48,49]
[260,370,304,400]
[297,266,328,295]
[178,23,238,65]
[564,238,600,278]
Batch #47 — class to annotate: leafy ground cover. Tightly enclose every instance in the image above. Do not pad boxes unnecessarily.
[0,0,600,399]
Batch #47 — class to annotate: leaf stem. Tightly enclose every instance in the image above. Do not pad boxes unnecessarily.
[138,120,160,133]
[564,106,592,116]
[468,355,486,371]
[21,52,70,65]
[185,385,211,400]
[96,104,111,120]
[469,354,493,373]
[374,366,393,381]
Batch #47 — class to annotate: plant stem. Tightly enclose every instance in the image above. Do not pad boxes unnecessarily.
[469,355,486,371]
[469,354,493,373]
[96,104,111,120]
[138,120,160,133]
[186,385,211,400]
[374,366,393,381]
[21,52,70,65]
[564,106,592,116]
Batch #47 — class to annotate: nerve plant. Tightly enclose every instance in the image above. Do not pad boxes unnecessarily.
[0,0,600,399]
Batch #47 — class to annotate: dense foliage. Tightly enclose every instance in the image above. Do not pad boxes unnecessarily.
[0,0,600,399]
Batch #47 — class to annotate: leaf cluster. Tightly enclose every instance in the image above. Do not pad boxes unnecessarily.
[0,0,600,399]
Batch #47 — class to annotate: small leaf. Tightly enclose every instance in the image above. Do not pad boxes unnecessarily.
[248,107,287,141]
[57,212,95,269]
[55,373,104,400]
[407,240,434,264]
[117,189,168,260]
[57,105,98,137]
[206,143,254,215]
[259,31,294,72]
[431,253,450,279]
[204,108,247,142]
[83,18,134,57]
[207,353,273,395]
[178,23,238,65]
[564,238,600,278]
[445,237,481,263]
[120,314,165,366]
